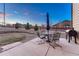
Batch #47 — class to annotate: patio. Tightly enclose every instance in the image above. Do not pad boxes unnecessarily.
[0,36,79,56]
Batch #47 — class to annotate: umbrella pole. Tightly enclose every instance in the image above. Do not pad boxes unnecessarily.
[46,30,50,42]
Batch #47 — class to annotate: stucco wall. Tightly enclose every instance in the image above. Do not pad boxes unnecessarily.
[73,3,79,31]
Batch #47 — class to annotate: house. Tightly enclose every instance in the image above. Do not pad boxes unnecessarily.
[52,20,72,30]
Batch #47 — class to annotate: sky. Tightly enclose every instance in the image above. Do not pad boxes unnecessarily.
[0,3,71,25]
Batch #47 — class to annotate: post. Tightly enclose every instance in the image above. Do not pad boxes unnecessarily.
[3,3,5,27]
[71,3,73,28]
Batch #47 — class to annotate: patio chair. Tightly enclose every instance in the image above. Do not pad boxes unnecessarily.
[37,31,46,39]
[49,32,62,49]
[36,31,47,44]
[53,32,61,41]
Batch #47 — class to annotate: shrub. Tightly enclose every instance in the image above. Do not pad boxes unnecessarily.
[34,24,39,31]
[15,23,20,29]
[25,23,31,30]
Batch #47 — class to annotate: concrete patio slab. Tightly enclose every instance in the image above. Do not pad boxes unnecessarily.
[0,37,79,56]
[0,38,49,56]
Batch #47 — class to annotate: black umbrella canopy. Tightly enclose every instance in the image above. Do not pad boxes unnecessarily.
[46,12,50,30]
[46,12,51,42]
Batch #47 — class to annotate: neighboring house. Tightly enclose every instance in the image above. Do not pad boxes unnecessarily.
[52,20,72,30]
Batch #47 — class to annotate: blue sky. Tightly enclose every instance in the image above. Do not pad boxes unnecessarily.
[0,3,71,25]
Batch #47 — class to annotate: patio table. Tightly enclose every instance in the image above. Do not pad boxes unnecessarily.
[41,31,62,49]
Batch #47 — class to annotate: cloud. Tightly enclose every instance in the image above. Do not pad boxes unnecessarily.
[0,12,4,17]
[0,12,13,18]
[14,11,19,14]
[6,20,16,24]
[0,18,16,24]
[23,11,29,16]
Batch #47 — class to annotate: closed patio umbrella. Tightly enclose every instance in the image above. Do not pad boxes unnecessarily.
[46,12,50,42]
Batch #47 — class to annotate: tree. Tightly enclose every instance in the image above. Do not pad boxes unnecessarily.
[29,24,32,29]
[25,23,31,30]
[15,23,20,29]
[34,24,39,31]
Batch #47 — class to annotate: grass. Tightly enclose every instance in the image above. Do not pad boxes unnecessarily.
[0,34,25,46]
